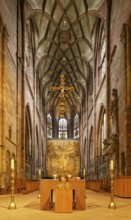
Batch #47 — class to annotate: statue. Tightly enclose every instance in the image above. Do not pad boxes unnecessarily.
[103,133,119,155]
[110,89,118,134]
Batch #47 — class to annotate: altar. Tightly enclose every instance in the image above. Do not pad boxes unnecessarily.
[40,179,86,211]
[55,188,72,213]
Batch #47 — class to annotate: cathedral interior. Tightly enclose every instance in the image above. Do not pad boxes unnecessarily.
[0,0,131,210]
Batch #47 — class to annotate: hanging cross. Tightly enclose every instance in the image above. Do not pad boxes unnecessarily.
[50,73,74,118]
[50,73,74,95]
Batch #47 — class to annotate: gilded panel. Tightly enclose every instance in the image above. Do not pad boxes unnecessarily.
[46,140,80,177]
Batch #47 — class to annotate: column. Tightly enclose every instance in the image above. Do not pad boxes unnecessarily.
[0,24,9,187]
[0,17,3,147]
[67,118,74,139]
[52,118,58,138]
[126,24,131,108]
[125,24,131,175]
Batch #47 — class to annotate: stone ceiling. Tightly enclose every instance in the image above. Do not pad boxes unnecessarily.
[25,0,106,118]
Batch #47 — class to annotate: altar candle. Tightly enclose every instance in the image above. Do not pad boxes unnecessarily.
[11,159,14,170]
[38,169,41,175]
[83,169,85,176]
[110,160,114,170]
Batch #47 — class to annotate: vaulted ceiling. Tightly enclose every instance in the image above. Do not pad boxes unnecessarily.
[25,0,106,118]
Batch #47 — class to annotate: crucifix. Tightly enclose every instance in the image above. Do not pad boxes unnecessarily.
[50,73,74,95]
[50,73,74,118]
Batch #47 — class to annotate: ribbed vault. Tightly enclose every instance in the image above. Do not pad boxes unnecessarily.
[25,0,105,118]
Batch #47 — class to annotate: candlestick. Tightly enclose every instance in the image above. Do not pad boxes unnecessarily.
[11,159,14,170]
[53,174,57,179]
[38,169,41,176]
[37,169,41,199]
[8,160,16,209]
[108,162,116,209]
[83,169,86,179]
[110,160,114,170]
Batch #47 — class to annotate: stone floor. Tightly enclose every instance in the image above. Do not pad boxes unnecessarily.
[0,190,131,220]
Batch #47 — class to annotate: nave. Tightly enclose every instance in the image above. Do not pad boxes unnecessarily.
[0,190,131,220]
[0,1,131,216]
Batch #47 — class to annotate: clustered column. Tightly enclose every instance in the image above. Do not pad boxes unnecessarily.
[52,118,58,138]
[67,118,74,139]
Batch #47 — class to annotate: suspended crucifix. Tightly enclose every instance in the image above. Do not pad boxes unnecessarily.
[50,73,74,117]
[50,73,74,95]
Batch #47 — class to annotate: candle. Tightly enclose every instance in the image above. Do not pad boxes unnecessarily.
[38,169,41,175]
[53,174,57,179]
[110,160,114,170]
[11,159,14,170]
[83,169,85,175]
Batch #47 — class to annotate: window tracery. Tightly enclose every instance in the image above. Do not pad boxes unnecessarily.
[59,118,67,139]
[47,113,52,138]
[74,114,79,139]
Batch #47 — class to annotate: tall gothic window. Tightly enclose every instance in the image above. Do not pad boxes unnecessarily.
[74,114,79,139]
[59,118,67,139]
[47,113,52,138]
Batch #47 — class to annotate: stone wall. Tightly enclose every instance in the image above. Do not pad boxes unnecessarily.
[0,1,17,188]
[84,0,131,179]
[0,0,46,189]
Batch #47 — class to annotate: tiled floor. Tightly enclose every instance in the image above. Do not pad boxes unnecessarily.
[0,190,131,220]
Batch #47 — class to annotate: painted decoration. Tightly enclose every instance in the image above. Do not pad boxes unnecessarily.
[46,140,80,177]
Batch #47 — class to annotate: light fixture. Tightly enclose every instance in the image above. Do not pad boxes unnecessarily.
[62,57,66,62]
[59,16,70,50]
[61,16,69,30]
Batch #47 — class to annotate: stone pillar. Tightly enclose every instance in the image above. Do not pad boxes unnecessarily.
[121,23,131,175]
[67,118,74,139]
[0,18,3,187]
[126,24,131,108]
[0,17,3,147]
[125,24,131,175]
[52,118,58,138]
[0,23,9,187]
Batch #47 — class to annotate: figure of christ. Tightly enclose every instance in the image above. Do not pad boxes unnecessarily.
[57,152,73,175]
[50,73,74,95]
